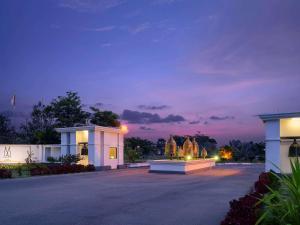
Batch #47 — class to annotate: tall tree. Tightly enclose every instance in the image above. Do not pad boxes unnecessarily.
[125,137,156,156]
[20,102,60,144]
[156,138,166,155]
[0,114,15,144]
[89,107,120,127]
[50,91,88,127]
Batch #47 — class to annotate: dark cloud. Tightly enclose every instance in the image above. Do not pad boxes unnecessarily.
[138,104,170,110]
[189,120,201,125]
[210,116,235,121]
[121,110,185,124]
[140,126,155,131]
[204,121,209,125]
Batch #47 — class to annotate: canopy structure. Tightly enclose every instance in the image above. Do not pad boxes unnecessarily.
[259,112,300,173]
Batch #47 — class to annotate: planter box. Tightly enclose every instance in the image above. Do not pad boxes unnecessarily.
[149,159,215,174]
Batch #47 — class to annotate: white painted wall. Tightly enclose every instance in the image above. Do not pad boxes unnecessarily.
[280,118,300,137]
[264,120,281,173]
[263,118,300,173]
[0,145,60,163]
[103,132,120,169]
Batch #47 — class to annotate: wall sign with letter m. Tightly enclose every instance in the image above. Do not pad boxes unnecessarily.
[4,146,11,158]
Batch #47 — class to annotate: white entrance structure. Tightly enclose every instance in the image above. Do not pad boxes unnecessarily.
[56,125,124,169]
[259,112,300,173]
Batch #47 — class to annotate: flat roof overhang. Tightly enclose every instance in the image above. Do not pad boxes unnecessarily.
[55,125,121,134]
[258,112,300,122]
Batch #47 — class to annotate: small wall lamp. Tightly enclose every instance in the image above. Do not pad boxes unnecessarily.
[289,138,300,157]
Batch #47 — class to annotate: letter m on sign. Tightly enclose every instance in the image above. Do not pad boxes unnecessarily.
[4,146,11,158]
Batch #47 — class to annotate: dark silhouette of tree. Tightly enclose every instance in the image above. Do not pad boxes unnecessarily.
[0,114,16,144]
[156,138,166,155]
[20,102,60,144]
[125,137,156,156]
[89,107,120,127]
[50,91,88,127]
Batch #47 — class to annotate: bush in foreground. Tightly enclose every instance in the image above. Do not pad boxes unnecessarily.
[221,172,274,225]
[0,169,12,179]
[256,159,300,225]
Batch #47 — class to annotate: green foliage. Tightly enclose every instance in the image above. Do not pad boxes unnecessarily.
[59,154,81,165]
[156,138,166,155]
[89,107,120,127]
[230,140,265,162]
[125,148,140,163]
[20,102,60,144]
[47,156,58,163]
[125,137,156,156]
[0,114,16,144]
[256,159,300,225]
[50,91,88,127]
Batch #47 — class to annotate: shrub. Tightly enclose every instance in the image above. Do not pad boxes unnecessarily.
[221,172,274,225]
[256,159,300,225]
[125,148,140,163]
[47,156,58,163]
[86,164,96,172]
[59,154,81,165]
[0,169,12,179]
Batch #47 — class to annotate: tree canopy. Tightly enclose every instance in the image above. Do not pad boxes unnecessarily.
[0,114,16,144]
[50,91,88,127]
[18,92,121,144]
[89,107,120,127]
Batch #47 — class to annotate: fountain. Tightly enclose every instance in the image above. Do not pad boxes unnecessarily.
[149,136,215,174]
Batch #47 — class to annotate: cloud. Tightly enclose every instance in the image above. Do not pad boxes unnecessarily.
[140,126,155,131]
[58,0,125,13]
[209,116,235,121]
[121,110,185,124]
[189,120,201,125]
[101,43,112,47]
[138,105,170,110]
[129,22,150,34]
[85,26,115,32]
[152,0,180,5]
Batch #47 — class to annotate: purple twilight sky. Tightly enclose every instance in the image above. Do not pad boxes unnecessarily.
[1,0,300,144]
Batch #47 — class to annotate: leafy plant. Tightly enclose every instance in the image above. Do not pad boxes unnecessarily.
[125,148,140,163]
[256,158,300,225]
[47,156,58,163]
[59,154,81,165]
[25,149,34,164]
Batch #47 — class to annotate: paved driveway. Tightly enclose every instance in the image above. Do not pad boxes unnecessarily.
[0,164,263,225]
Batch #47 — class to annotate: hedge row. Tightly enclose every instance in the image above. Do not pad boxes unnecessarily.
[0,164,95,179]
[30,164,95,176]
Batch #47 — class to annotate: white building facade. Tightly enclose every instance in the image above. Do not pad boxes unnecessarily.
[0,125,125,170]
[259,112,300,173]
[0,144,60,164]
[56,125,124,169]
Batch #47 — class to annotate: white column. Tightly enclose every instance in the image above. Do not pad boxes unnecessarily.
[118,133,124,166]
[70,132,76,155]
[60,132,68,155]
[88,130,101,166]
[100,131,105,166]
[265,119,281,172]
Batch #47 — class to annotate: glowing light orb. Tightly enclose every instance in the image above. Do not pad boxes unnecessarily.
[120,125,129,134]
[213,155,219,161]
[186,155,192,160]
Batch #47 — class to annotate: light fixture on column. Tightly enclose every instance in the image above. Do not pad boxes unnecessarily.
[288,138,300,157]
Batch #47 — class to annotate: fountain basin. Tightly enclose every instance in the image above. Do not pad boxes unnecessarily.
[149,159,215,174]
